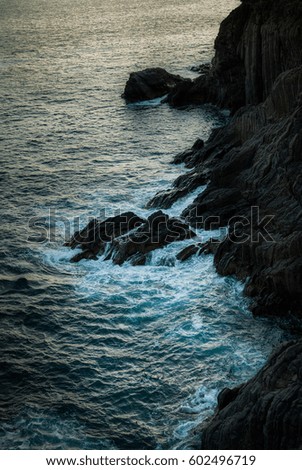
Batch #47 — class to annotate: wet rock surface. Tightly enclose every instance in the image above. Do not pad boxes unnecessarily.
[66,211,195,266]
[67,0,302,450]
[65,211,145,259]
[176,239,220,262]
[105,211,196,265]
[201,340,302,449]
[122,67,189,103]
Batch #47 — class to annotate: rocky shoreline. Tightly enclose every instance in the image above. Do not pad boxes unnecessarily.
[201,339,302,449]
[66,0,302,449]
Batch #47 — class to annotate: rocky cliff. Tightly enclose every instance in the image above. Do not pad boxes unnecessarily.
[201,339,302,449]
[167,0,302,111]
[132,0,302,448]
[176,0,302,448]
[70,0,302,450]
[147,0,302,319]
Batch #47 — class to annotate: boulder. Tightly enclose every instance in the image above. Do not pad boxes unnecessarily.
[66,210,195,265]
[122,68,190,103]
[176,244,202,262]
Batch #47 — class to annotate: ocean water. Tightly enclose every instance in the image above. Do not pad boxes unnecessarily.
[0,0,288,450]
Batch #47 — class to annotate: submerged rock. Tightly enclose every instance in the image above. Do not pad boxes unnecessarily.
[201,339,302,449]
[122,68,190,103]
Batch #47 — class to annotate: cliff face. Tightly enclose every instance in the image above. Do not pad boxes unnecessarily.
[179,0,302,448]
[211,67,302,317]
[216,0,302,106]
[168,0,302,111]
[201,340,302,450]
[150,65,302,318]
[95,0,302,450]
[141,2,302,447]
[148,1,302,319]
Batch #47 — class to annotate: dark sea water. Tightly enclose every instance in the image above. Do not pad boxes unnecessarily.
[0,0,289,450]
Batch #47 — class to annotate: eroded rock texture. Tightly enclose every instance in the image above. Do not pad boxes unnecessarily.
[201,340,302,449]
[184,69,302,318]
[65,211,195,265]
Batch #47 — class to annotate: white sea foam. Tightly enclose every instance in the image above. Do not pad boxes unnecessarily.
[2,0,273,452]
[128,96,167,107]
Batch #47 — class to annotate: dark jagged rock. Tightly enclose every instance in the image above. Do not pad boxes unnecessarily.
[176,239,221,262]
[146,170,207,209]
[122,68,190,103]
[182,187,245,230]
[167,0,302,112]
[173,138,204,165]
[130,253,148,266]
[70,250,98,263]
[66,210,195,264]
[208,67,302,316]
[157,65,302,317]
[65,212,146,261]
[105,211,196,265]
[176,244,203,262]
[201,340,302,449]
[201,239,221,256]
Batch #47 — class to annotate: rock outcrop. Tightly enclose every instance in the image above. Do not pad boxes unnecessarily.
[167,0,302,111]
[145,6,302,317]
[65,212,145,263]
[122,68,190,103]
[105,211,195,265]
[173,66,302,318]
[201,340,302,449]
[159,0,302,449]
[65,211,195,265]
[70,0,302,450]
[176,239,220,262]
